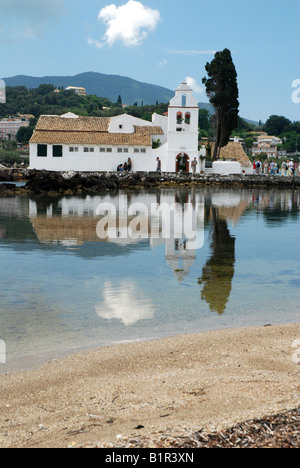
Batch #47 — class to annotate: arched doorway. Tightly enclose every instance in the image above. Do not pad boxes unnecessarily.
[176,153,190,173]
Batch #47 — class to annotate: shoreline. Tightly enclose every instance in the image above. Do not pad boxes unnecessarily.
[0,323,299,448]
[0,169,299,196]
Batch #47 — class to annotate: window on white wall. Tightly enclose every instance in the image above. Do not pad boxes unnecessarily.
[37,144,47,157]
[53,145,63,157]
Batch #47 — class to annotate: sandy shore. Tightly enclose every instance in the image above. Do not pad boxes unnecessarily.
[0,323,299,448]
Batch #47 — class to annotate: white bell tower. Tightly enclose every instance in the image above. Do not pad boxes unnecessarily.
[166,82,199,173]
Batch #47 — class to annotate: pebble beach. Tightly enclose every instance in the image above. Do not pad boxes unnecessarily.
[0,323,299,448]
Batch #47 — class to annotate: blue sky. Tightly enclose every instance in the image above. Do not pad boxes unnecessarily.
[0,0,299,122]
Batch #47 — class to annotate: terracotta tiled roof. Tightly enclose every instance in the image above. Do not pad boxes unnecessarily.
[30,115,164,146]
[30,130,158,146]
[211,142,252,167]
[34,115,110,132]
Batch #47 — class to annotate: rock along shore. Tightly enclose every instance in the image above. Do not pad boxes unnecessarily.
[0,168,299,196]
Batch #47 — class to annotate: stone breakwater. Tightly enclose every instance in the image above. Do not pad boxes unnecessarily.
[0,169,299,195]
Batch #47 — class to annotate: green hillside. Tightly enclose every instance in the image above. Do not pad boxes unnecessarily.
[3,72,174,106]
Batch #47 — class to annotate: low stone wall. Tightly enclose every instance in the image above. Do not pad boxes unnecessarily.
[0,168,299,196]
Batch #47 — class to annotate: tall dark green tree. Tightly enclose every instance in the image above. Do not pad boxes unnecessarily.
[202,49,239,160]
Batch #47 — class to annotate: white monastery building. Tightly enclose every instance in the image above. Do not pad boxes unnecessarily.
[30,82,251,174]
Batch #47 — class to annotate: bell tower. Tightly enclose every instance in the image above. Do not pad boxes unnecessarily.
[166,82,199,172]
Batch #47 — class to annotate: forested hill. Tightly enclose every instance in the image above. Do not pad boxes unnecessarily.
[0,83,169,121]
[3,71,174,106]
[2,71,259,125]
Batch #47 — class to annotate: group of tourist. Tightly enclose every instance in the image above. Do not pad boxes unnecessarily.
[117,158,132,172]
[253,159,300,176]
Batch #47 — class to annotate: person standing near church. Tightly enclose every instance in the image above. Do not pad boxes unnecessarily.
[191,157,198,174]
[156,157,161,172]
[127,157,132,172]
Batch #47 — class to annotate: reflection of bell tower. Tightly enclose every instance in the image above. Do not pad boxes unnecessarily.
[167,82,199,172]
[166,237,197,282]
[165,196,205,282]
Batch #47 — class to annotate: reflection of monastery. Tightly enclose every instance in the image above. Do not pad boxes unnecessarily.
[5,189,297,317]
[1,190,297,324]
[26,190,254,297]
[30,82,252,174]
[28,191,206,282]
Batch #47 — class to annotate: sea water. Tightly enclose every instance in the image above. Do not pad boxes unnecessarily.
[0,187,299,373]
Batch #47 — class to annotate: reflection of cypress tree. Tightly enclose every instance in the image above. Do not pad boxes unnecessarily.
[198,207,235,314]
[31,196,61,215]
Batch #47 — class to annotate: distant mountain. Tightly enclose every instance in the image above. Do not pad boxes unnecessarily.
[3,71,258,125]
[198,101,258,126]
[198,102,215,115]
[3,72,174,106]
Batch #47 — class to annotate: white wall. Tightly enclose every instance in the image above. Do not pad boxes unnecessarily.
[152,113,168,134]
[29,143,164,172]
[213,161,242,175]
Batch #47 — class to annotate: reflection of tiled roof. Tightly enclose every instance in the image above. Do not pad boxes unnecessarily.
[212,142,252,167]
[30,115,164,147]
[30,215,153,244]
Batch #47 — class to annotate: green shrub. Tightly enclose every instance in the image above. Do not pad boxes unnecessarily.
[0,150,23,165]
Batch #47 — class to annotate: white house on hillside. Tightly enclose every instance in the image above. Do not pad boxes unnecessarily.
[29,81,204,173]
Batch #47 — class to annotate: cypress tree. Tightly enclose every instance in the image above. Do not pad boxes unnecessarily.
[202,49,239,160]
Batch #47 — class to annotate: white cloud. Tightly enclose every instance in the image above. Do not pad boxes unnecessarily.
[89,1,161,48]
[185,76,203,95]
[96,281,155,326]
[87,38,103,49]
[158,58,168,66]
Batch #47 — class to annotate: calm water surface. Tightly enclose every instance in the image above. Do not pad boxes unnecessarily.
[0,187,299,373]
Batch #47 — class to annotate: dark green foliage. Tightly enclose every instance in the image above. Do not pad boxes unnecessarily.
[202,49,239,160]
[0,150,23,165]
[263,115,292,136]
[16,125,34,145]
[263,115,300,153]
[0,84,169,123]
